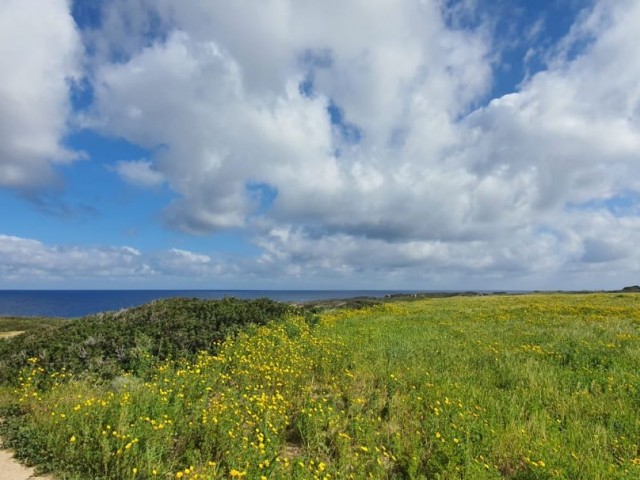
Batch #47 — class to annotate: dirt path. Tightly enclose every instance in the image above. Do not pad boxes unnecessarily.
[0,331,24,339]
[0,450,51,480]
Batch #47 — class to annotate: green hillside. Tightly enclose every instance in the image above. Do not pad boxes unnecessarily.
[0,297,293,383]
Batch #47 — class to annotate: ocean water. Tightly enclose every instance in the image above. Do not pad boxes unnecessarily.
[0,290,415,318]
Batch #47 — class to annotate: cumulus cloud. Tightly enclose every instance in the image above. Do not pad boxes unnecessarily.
[71,0,640,286]
[88,0,492,237]
[464,0,640,210]
[0,0,83,189]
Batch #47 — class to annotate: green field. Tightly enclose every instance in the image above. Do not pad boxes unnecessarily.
[1,294,639,479]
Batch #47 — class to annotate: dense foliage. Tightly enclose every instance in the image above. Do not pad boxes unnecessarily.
[0,297,293,383]
[0,316,64,333]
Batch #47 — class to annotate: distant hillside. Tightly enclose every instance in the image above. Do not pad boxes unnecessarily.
[0,297,293,383]
[621,285,640,292]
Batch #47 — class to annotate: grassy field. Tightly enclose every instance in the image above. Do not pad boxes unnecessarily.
[0,294,639,479]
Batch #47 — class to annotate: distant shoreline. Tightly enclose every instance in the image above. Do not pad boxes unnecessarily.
[1,287,637,319]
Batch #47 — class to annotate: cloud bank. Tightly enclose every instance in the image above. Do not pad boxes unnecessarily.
[0,234,225,288]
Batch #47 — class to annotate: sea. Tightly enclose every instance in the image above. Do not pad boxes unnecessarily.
[0,290,418,318]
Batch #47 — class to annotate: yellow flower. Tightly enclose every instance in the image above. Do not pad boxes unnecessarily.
[69,435,76,443]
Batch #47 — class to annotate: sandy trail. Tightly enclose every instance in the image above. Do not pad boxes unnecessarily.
[0,450,51,480]
[0,331,24,339]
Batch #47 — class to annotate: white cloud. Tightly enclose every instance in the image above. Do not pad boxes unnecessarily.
[115,159,164,187]
[1,213,639,289]
[0,234,225,287]
[87,0,492,235]
[464,1,640,211]
[0,234,150,281]
[76,0,640,288]
[3,0,640,288]
[0,0,83,189]
[153,248,220,277]
[167,248,210,263]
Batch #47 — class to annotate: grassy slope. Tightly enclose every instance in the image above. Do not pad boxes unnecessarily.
[0,316,65,333]
[0,316,66,359]
[2,294,640,479]
[0,297,293,383]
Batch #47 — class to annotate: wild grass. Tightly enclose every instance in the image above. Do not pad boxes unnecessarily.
[324,294,640,479]
[1,294,639,479]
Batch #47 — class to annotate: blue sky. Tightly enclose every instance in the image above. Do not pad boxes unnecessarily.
[1,0,640,290]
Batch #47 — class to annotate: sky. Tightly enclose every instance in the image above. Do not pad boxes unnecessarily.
[1,0,640,290]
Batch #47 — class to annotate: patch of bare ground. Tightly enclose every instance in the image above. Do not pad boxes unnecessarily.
[0,331,23,339]
[0,450,51,480]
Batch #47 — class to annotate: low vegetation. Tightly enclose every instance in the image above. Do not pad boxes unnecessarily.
[0,297,293,383]
[1,294,639,479]
[0,316,64,333]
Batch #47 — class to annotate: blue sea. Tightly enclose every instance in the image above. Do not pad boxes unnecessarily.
[0,290,417,318]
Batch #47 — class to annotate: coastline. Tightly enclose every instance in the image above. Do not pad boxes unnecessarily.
[1,287,637,320]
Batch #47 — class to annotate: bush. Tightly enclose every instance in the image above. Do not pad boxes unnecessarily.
[0,297,294,384]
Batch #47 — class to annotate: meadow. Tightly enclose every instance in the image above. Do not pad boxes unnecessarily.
[0,294,639,479]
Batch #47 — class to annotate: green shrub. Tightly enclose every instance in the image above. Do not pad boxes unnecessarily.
[0,297,294,384]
